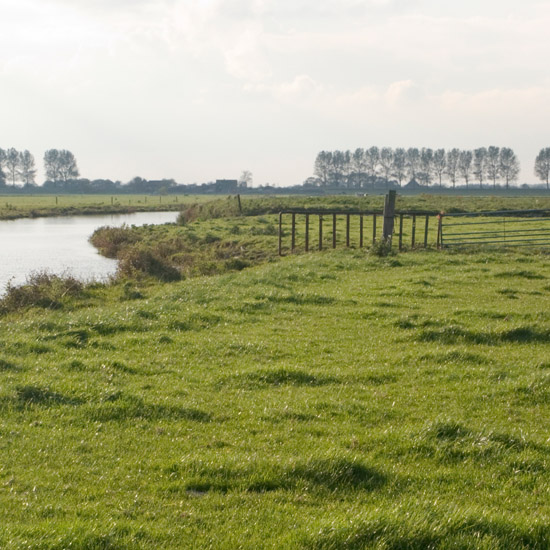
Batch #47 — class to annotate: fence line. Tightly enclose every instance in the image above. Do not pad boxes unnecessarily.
[277,209,441,255]
[440,210,550,248]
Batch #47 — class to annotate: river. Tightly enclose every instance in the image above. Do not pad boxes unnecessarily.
[0,211,179,292]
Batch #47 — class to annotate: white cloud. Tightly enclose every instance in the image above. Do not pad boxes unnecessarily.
[2,0,550,185]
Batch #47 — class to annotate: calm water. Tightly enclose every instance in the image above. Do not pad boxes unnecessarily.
[0,211,179,292]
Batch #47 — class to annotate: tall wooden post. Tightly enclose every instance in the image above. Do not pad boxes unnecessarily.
[278,212,283,256]
[372,214,377,244]
[399,214,404,251]
[359,215,364,248]
[332,214,337,249]
[291,213,296,251]
[437,214,443,249]
[382,190,397,243]
[319,215,323,251]
[424,215,429,248]
[346,214,350,247]
[305,214,309,252]
[411,215,416,248]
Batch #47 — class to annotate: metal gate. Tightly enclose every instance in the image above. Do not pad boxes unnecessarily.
[440,210,550,248]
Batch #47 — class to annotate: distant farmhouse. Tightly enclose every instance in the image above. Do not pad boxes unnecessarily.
[214,179,239,193]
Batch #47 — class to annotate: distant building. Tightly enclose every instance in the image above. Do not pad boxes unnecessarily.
[214,179,239,193]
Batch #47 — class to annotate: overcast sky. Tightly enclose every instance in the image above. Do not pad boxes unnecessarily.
[2,0,550,186]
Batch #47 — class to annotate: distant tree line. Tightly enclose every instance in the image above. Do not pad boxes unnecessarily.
[2,144,550,193]
[0,148,79,187]
[311,147,527,189]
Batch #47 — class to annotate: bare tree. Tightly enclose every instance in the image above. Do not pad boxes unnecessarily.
[331,150,347,187]
[351,148,367,187]
[18,150,36,185]
[5,148,20,185]
[486,146,500,188]
[473,147,487,188]
[44,149,79,181]
[379,147,394,186]
[418,148,434,186]
[458,150,473,187]
[314,151,332,187]
[445,148,460,188]
[499,147,520,188]
[58,150,79,181]
[406,147,421,182]
[364,146,380,184]
[392,148,407,187]
[534,148,550,189]
[0,149,6,186]
[432,148,446,187]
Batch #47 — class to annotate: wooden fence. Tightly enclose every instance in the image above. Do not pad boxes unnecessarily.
[277,209,441,255]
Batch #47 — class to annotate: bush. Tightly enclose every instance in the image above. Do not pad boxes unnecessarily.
[89,225,140,258]
[0,272,84,313]
[370,238,395,257]
[116,244,182,282]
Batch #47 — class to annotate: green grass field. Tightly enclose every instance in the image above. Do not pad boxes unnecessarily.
[1,196,550,548]
[0,194,206,220]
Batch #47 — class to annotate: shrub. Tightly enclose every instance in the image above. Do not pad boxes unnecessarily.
[116,244,181,282]
[0,271,84,313]
[89,225,140,258]
[370,238,394,257]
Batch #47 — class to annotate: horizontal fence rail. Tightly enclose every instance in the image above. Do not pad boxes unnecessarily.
[277,210,441,255]
[440,210,550,248]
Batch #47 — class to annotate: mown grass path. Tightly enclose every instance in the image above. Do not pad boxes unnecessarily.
[1,248,550,548]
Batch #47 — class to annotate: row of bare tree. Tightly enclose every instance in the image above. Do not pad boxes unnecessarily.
[0,148,80,186]
[313,147,522,189]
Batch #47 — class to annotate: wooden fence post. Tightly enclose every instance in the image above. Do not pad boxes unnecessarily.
[437,214,443,249]
[319,215,323,251]
[278,212,283,256]
[332,214,337,248]
[424,215,429,248]
[305,214,309,252]
[373,214,377,244]
[346,214,350,247]
[382,190,397,243]
[291,213,296,252]
[359,215,364,248]
[411,215,416,248]
[399,214,404,251]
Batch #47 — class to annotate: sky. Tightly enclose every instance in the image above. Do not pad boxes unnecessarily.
[2,0,550,186]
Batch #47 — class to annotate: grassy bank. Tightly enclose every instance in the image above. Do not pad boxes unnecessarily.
[1,241,550,547]
[0,194,208,220]
[2,192,550,221]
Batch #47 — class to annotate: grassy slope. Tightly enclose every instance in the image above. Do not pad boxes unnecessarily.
[1,246,550,548]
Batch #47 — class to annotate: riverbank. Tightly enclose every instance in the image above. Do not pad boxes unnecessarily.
[0,194,205,220]
[0,211,179,291]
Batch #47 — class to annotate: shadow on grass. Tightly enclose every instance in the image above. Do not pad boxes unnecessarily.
[176,457,387,494]
[413,419,542,464]
[416,325,550,345]
[304,516,550,550]
[220,368,338,389]
[495,269,545,280]
[0,358,19,371]
[87,393,211,423]
[14,385,83,407]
